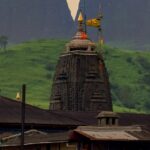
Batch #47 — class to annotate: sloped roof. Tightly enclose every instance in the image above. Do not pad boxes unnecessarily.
[0,96,150,128]
[0,133,14,139]
[1,130,69,147]
[53,111,150,126]
[0,96,84,127]
[71,125,150,141]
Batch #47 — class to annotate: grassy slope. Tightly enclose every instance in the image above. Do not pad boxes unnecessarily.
[0,39,66,108]
[102,46,150,113]
[0,39,150,113]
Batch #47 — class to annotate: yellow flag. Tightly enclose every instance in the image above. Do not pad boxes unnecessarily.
[86,18,101,28]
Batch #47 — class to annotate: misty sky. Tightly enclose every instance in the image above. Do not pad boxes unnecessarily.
[66,0,80,20]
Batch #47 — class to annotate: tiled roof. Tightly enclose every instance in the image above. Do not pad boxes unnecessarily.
[71,125,150,141]
[0,96,84,127]
[1,130,69,147]
[53,111,150,126]
[0,96,150,128]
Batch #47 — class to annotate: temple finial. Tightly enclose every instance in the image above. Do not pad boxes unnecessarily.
[16,92,21,100]
[78,12,84,23]
[77,12,84,32]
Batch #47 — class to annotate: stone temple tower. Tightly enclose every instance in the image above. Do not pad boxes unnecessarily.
[49,13,112,112]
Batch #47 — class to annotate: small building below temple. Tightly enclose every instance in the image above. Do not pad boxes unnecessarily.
[0,105,150,150]
[70,125,150,150]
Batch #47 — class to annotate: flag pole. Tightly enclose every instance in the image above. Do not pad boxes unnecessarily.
[21,84,26,150]
[83,0,87,33]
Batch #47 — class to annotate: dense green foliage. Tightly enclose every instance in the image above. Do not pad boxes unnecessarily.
[0,39,150,113]
[101,46,150,113]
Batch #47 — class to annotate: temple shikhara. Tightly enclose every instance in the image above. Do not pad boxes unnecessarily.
[50,13,112,111]
[0,11,150,150]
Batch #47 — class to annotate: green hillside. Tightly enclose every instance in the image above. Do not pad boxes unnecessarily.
[101,46,150,113]
[0,39,150,113]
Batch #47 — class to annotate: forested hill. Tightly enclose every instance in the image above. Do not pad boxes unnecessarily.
[0,39,150,113]
[0,0,150,50]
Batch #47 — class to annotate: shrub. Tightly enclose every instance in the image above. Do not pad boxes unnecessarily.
[114,86,136,109]
[46,73,52,79]
[141,73,150,85]
[136,56,150,71]
[144,100,150,111]
[126,57,135,65]
[45,63,55,71]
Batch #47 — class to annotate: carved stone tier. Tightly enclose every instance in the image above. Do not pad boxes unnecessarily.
[49,48,112,111]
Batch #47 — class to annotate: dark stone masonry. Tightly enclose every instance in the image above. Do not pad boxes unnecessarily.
[50,19,112,111]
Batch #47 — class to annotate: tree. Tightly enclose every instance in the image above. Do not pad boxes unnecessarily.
[0,35,8,52]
